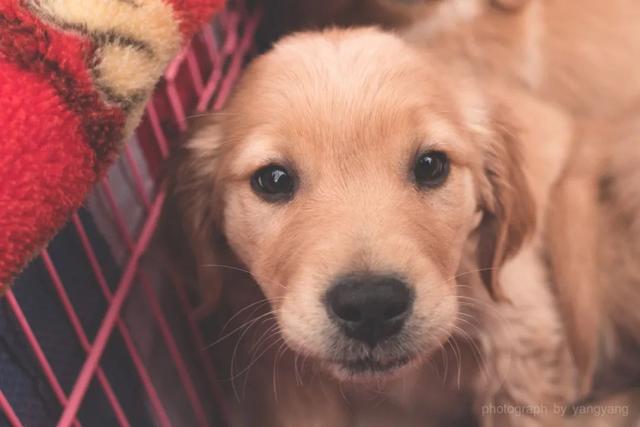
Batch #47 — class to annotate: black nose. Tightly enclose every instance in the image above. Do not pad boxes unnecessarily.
[325,275,413,347]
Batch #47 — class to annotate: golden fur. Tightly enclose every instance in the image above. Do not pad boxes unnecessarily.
[383,0,640,117]
[546,106,640,400]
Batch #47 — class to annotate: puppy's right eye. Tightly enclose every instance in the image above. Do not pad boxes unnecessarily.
[413,151,449,188]
[251,164,295,202]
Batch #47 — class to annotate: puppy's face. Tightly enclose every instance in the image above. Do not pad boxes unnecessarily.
[180,29,534,381]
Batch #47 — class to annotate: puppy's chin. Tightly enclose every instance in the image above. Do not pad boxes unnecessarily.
[325,353,422,383]
[282,333,428,383]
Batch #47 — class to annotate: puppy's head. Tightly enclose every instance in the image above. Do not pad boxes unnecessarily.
[174,28,535,381]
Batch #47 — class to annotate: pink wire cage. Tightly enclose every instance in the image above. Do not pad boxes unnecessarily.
[0,1,260,426]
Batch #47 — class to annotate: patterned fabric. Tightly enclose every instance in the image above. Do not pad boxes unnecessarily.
[0,0,224,288]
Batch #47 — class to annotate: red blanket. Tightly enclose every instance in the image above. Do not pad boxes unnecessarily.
[0,0,225,289]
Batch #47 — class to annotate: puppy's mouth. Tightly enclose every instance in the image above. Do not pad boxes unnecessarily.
[328,354,415,380]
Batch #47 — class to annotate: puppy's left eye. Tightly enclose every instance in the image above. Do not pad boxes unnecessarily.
[251,164,295,202]
[413,151,449,188]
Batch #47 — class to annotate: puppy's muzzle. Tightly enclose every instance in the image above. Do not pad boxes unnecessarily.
[325,275,414,348]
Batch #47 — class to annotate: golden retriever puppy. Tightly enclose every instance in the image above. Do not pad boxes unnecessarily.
[166,27,599,426]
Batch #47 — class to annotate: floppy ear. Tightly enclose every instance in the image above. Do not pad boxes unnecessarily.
[162,117,228,313]
[476,115,537,301]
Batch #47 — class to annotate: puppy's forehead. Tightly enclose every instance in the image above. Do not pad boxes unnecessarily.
[223,28,483,172]
[230,30,456,130]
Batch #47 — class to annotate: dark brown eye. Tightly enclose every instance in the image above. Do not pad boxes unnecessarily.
[414,151,449,188]
[251,164,295,202]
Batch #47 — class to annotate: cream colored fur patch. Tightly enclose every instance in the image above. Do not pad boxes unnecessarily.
[28,0,182,133]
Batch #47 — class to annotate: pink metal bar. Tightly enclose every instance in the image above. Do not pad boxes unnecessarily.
[196,63,223,113]
[95,182,212,426]
[70,215,113,300]
[176,10,261,422]
[0,390,23,427]
[123,145,151,210]
[221,12,239,56]
[196,14,236,113]
[145,101,170,159]
[186,48,205,96]
[139,278,210,427]
[5,292,81,427]
[99,180,135,248]
[57,193,165,427]
[40,251,131,427]
[165,43,192,132]
[202,24,219,65]
[70,189,211,426]
[70,214,172,427]
[168,270,231,423]
[167,80,189,133]
[165,47,188,81]
[213,9,260,111]
[197,7,262,113]
[109,316,173,427]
